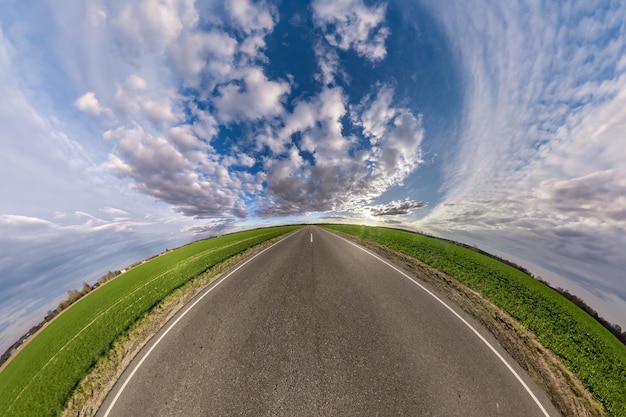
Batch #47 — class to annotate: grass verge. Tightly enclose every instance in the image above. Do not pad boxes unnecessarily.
[0,226,300,417]
[323,225,625,417]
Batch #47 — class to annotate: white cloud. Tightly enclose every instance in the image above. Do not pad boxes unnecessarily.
[257,85,424,216]
[312,0,389,61]
[75,91,103,114]
[313,41,347,86]
[114,0,198,53]
[112,76,182,129]
[169,30,238,86]
[353,86,424,190]
[355,85,396,139]
[101,207,129,216]
[239,34,268,61]
[166,124,212,153]
[213,67,290,122]
[126,74,147,91]
[88,3,108,26]
[536,169,626,226]
[222,153,256,168]
[226,0,277,34]
[189,103,219,141]
[417,0,626,235]
[142,96,178,128]
[0,214,53,227]
[113,76,146,116]
[103,124,249,219]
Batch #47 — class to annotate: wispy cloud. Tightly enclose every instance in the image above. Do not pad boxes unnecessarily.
[418,0,626,232]
[414,0,626,326]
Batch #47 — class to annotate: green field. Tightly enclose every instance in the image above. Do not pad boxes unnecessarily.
[323,224,626,416]
[0,225,299,417]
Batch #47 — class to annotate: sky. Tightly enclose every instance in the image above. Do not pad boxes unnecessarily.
[1,0,625,353]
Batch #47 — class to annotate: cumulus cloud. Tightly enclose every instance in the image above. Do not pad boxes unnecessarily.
[226,0,277,34]
[213,67,290,122]
[75,92,103,114]
[368,199,426,216]
[313,42,346,86]
[169,30,238,87]
[257,85,424,216]
[103,124,250,219]
[239,34,268,61]
[312,0,389,61]
[109,75,185,130]
[114,0,198,53]
[44,0,286,228]
[353,86,424,188]
[75,79,181,129]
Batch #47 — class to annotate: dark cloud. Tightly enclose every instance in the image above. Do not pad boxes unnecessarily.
[181,219,237,236]
[370,199,426,216]
[104,125,249,219]
[540,170,626,228]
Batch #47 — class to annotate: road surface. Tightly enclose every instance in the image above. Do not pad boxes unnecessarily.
[98,226,560,417]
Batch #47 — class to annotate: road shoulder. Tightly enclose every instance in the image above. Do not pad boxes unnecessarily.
[326,228,605,417]
[61,232,299,417]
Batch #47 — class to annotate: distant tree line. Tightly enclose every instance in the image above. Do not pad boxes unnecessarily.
[386,225,626,346]
[0,270,121,368]
[539,282,626,345]
[1,247,179,367]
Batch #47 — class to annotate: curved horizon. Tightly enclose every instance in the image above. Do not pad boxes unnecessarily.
[1,0,625,352]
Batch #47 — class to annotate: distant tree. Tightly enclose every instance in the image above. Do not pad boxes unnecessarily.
[552,287,626,345]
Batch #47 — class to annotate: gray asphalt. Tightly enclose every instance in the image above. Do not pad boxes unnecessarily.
[97,226,560,417]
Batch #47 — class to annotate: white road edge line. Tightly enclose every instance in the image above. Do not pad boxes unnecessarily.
[102,229,301,417]
[321,228,552,417]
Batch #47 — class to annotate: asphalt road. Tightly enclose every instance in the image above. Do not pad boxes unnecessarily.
[97,226,560,417]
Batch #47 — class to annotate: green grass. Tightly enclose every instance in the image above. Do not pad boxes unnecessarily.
[0,226,299,417]
[323,224,626,417]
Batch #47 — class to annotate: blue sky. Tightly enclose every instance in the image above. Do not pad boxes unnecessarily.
[1,0,625,352]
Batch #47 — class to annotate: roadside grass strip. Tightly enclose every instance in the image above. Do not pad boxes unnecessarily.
[323,225,626,417]
[0,226,299,417]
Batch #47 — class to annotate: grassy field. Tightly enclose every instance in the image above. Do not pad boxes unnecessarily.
[0,225,299,417]
[323,224,626,417]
